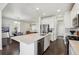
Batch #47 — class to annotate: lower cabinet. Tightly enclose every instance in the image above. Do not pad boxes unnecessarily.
[69,44,75,55]
[44,35,50,51]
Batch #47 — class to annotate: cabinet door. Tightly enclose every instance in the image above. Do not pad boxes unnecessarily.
[76,4,79,14]
[44,35,50,51]
[71,4,77,20]
[69,44,75,55]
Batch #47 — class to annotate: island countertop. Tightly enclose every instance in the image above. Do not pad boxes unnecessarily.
[11,33,51,44]
[69,40,79,55]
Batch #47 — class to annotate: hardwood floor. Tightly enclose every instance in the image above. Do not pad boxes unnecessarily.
[0,40,20,55]
[43,39,66,55]
[0,38,66,55]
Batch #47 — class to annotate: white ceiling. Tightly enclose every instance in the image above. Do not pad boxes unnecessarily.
[2,3,73,22]
[0,3,7,10]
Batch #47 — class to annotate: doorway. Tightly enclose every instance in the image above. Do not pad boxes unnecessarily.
[56,20,65,38]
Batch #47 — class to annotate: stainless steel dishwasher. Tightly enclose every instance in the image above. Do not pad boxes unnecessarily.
[37,38,44,55]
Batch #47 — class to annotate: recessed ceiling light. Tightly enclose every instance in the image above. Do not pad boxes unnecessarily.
[36,8,39,10]
[57,9,61,12]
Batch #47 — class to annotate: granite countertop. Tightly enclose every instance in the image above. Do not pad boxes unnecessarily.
[11,33,51,44]
[69,40,79,55]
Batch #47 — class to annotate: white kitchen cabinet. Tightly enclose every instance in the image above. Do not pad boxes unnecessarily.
[64,11,72,28]
[71,4,77,20]
[20,42,35,55]
[69,44,75,55]
[44,34,50,51]
[76,4,79,14]
[70,4,79,27]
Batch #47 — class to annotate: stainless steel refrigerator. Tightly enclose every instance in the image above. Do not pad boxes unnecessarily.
[40,24,49,34]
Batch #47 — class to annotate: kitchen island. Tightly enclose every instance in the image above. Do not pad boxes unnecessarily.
[11,33,51,55]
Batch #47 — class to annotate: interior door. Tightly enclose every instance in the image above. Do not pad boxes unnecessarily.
[57,20,65,36]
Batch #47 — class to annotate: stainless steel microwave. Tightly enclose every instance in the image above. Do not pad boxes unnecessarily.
[73,14,79,27]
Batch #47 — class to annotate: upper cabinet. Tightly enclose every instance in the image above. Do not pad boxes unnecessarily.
[71,4,77,20]
[76,4,79,14]
[73,14,79,27]
[71,4,79,27]
[64,11,72,28]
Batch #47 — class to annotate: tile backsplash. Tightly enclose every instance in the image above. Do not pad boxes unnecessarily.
[65,27,79,36]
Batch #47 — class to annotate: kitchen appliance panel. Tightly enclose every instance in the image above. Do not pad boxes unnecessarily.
[37,38,44,55]
[40,24,49,34]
